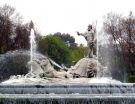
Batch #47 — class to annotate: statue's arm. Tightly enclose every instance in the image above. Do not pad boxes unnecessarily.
[76,31,85,36]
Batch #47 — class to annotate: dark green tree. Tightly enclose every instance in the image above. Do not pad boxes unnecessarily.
[38,35,71,66]
[54,32,77,48]
[69,44,87,65]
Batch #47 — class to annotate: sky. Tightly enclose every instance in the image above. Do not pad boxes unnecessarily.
[1,0,135,45]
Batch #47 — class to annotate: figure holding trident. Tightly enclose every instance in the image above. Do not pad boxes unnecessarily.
[77,24,97,58]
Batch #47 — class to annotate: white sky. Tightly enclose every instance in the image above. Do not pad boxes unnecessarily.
[1,0,135,45]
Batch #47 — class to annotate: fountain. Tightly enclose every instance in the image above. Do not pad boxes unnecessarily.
[0,23,135,104]
[29,28,37,73]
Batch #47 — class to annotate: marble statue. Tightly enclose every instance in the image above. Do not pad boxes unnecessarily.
[77,25,96,58]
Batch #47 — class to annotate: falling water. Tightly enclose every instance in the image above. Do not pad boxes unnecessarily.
[96,29,100,77]
[29,29,37,73]
[0,84,135,104]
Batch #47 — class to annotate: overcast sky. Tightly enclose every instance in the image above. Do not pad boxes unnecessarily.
[1,0,135,45]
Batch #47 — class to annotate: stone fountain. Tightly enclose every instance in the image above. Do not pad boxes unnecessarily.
[0,24,135,104]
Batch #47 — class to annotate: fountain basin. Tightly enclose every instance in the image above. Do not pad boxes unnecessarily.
[0,80,135,104]
[0,83,135,94]
[0,92,135,104]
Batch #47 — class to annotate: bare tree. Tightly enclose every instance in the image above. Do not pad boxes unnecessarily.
[103,12,135,81]
[0,4,31,53]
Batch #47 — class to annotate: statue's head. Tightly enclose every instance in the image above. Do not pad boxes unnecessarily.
[88,24,92,31]
[29,20,34,29]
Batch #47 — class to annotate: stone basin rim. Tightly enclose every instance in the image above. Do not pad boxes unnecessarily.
[0,83,135,86]
[1,94,135,99]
